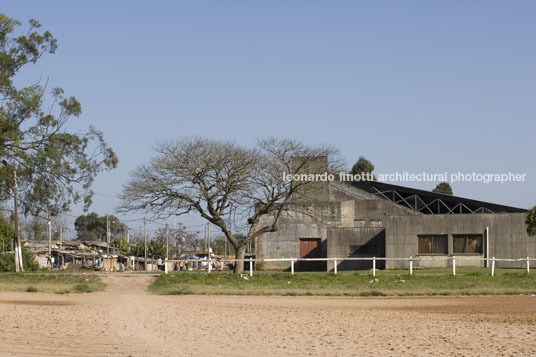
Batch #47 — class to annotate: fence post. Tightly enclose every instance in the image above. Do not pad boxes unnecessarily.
[249,257,253,277]
[409,256,413,276]
[164,259,168,274]
[372,257,376,277]
[291,258,294,275]
[208,257,211,273]
[527,257,530,274]
[452,256,456,276]
[334,259,337,275]
[491,257,495,277]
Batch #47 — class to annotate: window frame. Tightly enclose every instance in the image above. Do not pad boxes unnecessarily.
[452,234,483,255]
[417,234,448,255]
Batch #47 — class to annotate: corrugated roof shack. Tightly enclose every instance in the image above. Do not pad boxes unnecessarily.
[25,240,117,270]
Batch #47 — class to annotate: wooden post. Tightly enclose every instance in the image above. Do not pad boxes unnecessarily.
[208,257,211,274]
[334,259,337,275]
[249,257,253,277]
[452,256,456,276]
[527,257,530,274]
[409,256,413,276]
[372,257,376,277]
[291,258,294,275]
[164,258,168,274]
[491,257,495,277]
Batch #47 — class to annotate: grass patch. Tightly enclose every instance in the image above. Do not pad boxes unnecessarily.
[148,268,536,296]
[0,272,105,294]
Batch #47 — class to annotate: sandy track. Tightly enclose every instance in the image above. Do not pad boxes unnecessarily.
[1,274,536,356]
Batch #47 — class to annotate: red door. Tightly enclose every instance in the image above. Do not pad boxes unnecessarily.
[299,238,322,271]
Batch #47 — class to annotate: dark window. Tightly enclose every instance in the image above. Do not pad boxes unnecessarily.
[418,235,447,254]
[453,234,483,254]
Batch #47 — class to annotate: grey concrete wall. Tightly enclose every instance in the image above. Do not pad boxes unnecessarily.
[291,156,329,204]
[255,179,532,271]
[384,213,534,269]
[255,209,328,270]
[327,227,385,271]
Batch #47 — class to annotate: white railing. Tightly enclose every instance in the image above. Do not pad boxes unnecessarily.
[162,256,536,277]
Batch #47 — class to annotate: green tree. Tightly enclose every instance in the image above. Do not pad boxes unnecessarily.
[350,156,376,181]
[0,14,117,216]
[129,238,146,258]
[210,236,226,255]
[527,206,536,236]
[112,237,130,254]
[74,213,127,241]
[0,216,38,271]
[148,240,166,259]
[432,182,453,195]
[0,216,14,252]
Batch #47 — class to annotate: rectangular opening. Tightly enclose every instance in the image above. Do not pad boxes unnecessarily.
[299,238,321,258]
[299,238,323,271]
[453,234,483,254]
[418,235,447,255]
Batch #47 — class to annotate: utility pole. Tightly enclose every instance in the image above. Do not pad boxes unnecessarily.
[13,165,22,272]
[144,217,147,262]
[48,219,52,268]
[207,223,211,257]
[59,224,63,268]
[3,160,23,272]
[165,223,169,260]
[106,215,110,257]
[173,216,176,258]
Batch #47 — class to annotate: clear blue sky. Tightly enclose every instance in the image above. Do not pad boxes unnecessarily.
[3,1,535,237]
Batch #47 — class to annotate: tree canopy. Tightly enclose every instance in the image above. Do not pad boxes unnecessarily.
[527,206,536,237]
[350,156,375,180]
[432,182,453,195]
[0,216,14,251]
[74,213,127,241]
[0,14,117,216]
[112,237,130,254]
[119,137,341,273]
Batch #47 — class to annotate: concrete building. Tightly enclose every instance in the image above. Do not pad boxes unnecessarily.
[255,157,531,270]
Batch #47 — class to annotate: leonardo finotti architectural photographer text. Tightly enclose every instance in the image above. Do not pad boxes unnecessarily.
[282,171,527,184]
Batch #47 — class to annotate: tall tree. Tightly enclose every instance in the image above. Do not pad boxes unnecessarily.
[165,225,201,257]
[0,216,14,252]
[527,206,536,237]
[112,237,130,254]
[74,213,127,241]
[119,137,341,273]
[0,14,117,216]
[350,156,375,180]
[432,182,453,195]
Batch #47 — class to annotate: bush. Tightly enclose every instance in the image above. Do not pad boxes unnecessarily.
[74,283,92,293]
[0,244,39,272]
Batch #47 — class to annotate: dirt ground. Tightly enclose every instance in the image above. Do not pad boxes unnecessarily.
[1,274,536,356]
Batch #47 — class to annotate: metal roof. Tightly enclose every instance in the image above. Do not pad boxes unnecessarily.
[351,181,527,214]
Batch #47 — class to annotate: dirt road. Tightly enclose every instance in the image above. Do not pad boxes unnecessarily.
[1,274,536,356]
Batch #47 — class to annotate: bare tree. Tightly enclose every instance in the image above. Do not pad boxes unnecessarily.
[118,137,341,273]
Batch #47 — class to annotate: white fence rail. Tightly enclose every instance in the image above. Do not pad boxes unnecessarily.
[162,256,536,277]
